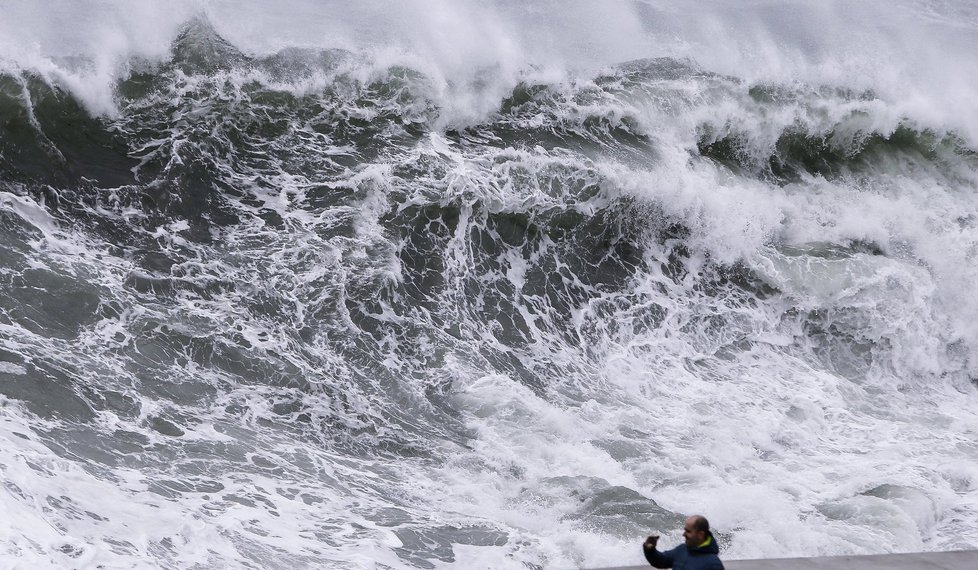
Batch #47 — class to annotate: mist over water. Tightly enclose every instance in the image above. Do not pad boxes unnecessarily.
[1,1,978,568]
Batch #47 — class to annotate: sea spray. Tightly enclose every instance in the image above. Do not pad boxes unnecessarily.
[1,2,977,568]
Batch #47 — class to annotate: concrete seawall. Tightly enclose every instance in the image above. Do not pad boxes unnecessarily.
[593,549,978,569]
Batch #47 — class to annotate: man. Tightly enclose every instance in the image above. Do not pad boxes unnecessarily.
[643,515,724,569]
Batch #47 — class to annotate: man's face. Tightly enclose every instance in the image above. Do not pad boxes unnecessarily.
[683,517,705,548]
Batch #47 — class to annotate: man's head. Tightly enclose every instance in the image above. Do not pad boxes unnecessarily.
[682,515,710,548]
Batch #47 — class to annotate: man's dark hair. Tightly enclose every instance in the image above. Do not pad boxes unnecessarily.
[691,515,710,534]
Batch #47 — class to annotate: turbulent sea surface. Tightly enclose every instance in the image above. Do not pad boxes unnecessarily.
[2,1,978,568]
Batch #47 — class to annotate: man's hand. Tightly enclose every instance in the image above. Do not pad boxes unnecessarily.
[643,535,659,551]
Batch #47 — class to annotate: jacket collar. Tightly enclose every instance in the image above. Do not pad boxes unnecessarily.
[688,531,720,555]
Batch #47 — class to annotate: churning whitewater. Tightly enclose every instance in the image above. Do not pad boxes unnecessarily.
[1,1,978,568]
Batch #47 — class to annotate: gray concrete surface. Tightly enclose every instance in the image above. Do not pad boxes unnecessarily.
[593,549,978,569]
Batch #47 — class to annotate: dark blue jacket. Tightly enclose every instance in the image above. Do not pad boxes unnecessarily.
[643,532,724,570]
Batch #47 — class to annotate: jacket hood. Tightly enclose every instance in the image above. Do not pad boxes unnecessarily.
[689,531,720,556]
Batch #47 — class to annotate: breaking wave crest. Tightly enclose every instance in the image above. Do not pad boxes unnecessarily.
[1,6,978,569]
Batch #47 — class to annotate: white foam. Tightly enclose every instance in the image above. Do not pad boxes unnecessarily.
[0,0,975,138]
[2,2,978,567]
[0,362,26,375]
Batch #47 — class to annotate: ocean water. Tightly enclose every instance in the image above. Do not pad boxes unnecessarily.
[1,1,978,568]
